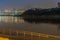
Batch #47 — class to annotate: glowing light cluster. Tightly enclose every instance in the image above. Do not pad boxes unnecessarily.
[0,37,9,40]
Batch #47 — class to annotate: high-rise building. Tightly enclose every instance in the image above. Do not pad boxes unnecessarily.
[58,2,60,8]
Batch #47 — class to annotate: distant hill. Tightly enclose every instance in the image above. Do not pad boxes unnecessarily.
[22,8,60,16]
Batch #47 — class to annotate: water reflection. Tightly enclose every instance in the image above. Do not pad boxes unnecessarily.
[0,16,60,36]
[23,17,60,32]
[57,25,60,30]
[23,18,60,24]
[0,16,24,24]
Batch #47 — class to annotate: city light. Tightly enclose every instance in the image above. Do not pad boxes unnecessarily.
[0,37,9,40]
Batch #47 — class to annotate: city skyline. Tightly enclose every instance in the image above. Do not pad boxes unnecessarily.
[0,0,60,9]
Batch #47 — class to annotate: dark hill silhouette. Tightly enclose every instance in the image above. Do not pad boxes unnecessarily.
[21,8,60,16]
[22,8,60,24]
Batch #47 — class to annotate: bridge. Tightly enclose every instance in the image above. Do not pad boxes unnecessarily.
[0,28,60,40]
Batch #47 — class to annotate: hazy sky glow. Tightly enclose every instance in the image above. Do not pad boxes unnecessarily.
[0,0,60,9]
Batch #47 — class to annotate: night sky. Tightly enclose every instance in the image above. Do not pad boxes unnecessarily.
[0,0,59,9]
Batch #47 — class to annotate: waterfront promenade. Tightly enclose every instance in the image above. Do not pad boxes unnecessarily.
[0,28,60,40]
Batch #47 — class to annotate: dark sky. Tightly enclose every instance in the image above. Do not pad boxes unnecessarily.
[0,0,59,9]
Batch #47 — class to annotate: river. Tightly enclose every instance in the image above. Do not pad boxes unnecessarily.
[0,16,60,40]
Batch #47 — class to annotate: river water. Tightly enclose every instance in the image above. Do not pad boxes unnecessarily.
[0,16,60,40]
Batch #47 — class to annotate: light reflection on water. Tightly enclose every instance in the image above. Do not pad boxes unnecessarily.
[0,16,60,36]
[0,16,24,24]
